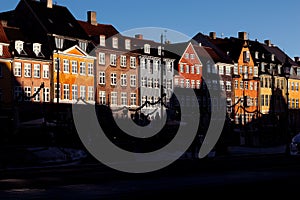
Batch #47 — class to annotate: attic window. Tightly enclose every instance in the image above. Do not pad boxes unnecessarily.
[79,41,87,52]
[144,44,150,54]
[125,39,131,50]
[100,35,105,47]
[15,40,24,54]
[33,43,41,56]
[68,23,73,28]
[112,37,118,48]
[0,44,3,56]
[158,46,162,56]
[271,54,275,61]
[243,51,250,63]
[255,51,259,59]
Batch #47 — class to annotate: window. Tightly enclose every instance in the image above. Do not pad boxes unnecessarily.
[24,86,31,101]
[120,55,126,67]
[99,71,105,85]
[249,67,253,75]
[180,79,184,88]
[121,74,127,86]
[191,66,195,74]
[54,83,61,99]
[71,61,78,74]
[296,99,299,109]
[24,63,31,77]
[180,64,184,73]
[110,54,117,66]
[154,79,159,88]
[125,39,131,50]
[226,66,231,75]
[196,80,201,89]
[140,58,146,69]
[33,43,41,56]
[190,54,195,59]
[196,66,200,74]
[240,81,243,89]
[63,84,69,100]
[185,53,189,59]
[33,87,40,102]
[130,93,136,106]
[219,65,224,75]
[154,61,159,71]
[100,35,105,47]
[142,96,146,105]
[130,75,136,87]
[245,81,248,90]
[296,83,299,91]
[99,91,106,104]
[72,85,78,100]
[261,63,265,72]
[254,66,258,77]
[144,44,150,54]
[0,44,3,56]
[220,80,225,91]
[14,86,22,101]
[141,77,147,87]
[226,81,231,91]
[255,52,259,59]
[243,51,250,63]
[80,62,86,75]
[239,66,243,74]
[88,86,94,101]
[34,64,40,78]
[99,53,105,65]
[43,65,49,78]
[121,92,127,106]
[261,95,265,106]
[15,40,24,54]
[79,41,87,52]
[186,65,189,73]
[14,62,22,77]
[167,62,172,72]
[44,88,50,102]
[250,82,253,90]
[186,79,190,88]
[148,60,153,74]
[112,37,118,48]
[158,46,162,56]
[111,73,117,86]
[234,64,238,75]
[130,57,136,68]
[111,92,117,106]
[63,59,69,73]
[235,80,238,89]
[297,68,300,77]
[88,63,93,76]
[147,78,154,88]
[80,86,86,100]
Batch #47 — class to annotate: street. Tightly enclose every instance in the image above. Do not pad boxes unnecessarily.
[0,154,300,199]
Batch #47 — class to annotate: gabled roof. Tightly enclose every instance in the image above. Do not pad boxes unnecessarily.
[164,42,190,59]
[192,32,233,64]
[78,20,119,39]
[14,0,89,40]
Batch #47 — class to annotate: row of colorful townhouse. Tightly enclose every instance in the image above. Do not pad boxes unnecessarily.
[0,0,300,136]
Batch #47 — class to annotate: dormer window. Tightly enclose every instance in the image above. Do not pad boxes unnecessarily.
[271,54,275,61]
[0,44,3,56]
[79,41,87,52]
[243,51,250,63]
[255,51,259,59]
[100,35,105,47]
[158,46,162,56]
[55,37,64,49]
[33,43,41,56]
[144,44,150,54]
[15,40,24,54]
[125,39,131,50]
[112,37,118,48]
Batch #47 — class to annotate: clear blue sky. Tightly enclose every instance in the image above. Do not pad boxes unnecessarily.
[2,0,300,59]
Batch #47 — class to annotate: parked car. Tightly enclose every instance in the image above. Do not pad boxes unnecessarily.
[290,133,300,156]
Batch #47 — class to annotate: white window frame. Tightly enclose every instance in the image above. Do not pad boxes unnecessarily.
[80,86,86,100]
[99,71,105,85]
[80,62,86,75]
[63,84,70,100]
[111,73,117,86]
[100,35,106,47]
[88,86,94,101]
[130,57,136,68]
[14,62,22,77]
[112,37,118,48]
[33,64,40,78]
[144,44,150,54]
[63,59,69,73]
[121,74,127,86]
[72,84,78,100]
[99,52,105,65]
[130,75,136,87]
[33,87,40,102]
[24,63,31,77]
[121,92,127,106]
[71,61,78,74]
[226,66,231,75]
[99,91,106,105]
[111,92,118,106]
[219,65,224,75]
[125,39,131,50]
[110,54,117,66]
[43,65,49,78]
[0,44,3,56]
[44,87,50,102]
[120,55,126,67]
[88,63,93,76]
[24,86,31,101]
[130,93,136,106]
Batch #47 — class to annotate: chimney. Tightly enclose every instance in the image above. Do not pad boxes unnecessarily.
[209,32,216,39]
[295,57,300,63]
[87,11,97,26]
[41,0,53,8]
[238,32,248,40]
[264,40,271,47]
[135,34,143,39]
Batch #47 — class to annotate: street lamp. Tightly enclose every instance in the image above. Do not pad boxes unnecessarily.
[283,57,291,154]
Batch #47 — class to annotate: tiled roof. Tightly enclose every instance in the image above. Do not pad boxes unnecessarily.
[78,20,119,39]
[0,23,9,43]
